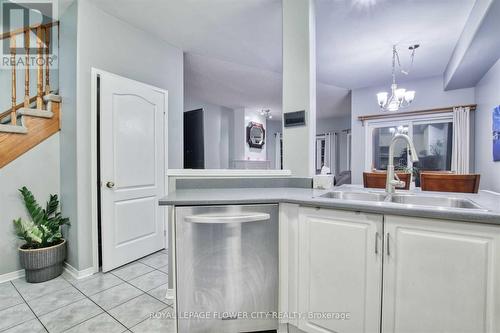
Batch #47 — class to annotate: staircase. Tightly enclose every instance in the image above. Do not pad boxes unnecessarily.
[0,22,60,168]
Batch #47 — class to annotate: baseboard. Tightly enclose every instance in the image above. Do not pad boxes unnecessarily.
[0,263,96,284]
[0,269,25,284]
[63,262,96,280]
[278,323,289,333]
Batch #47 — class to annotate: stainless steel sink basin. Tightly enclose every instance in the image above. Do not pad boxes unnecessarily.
[389,194,483,209]
[318,191,485,210]
[319,191,387,202]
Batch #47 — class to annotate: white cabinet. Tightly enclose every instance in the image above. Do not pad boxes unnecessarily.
[298,207,383,333]
[285,208,500,333]
[382,215,500,333]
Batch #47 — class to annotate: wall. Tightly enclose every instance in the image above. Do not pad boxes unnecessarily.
[316,115,351,134]
[266,119,283,169]
[58,0,79,268]
[475,58,500,192]
[184,98,234,169]
[351,75,475,184]
[0,134,60,277]
[60,0,184,270]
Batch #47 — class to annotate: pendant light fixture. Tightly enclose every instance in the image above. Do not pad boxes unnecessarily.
[376,44,419,112]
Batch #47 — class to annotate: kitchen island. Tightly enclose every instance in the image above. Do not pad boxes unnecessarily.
[161,185,500,333]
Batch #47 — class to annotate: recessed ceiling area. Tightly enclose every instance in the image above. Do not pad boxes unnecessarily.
[89,0,476,119]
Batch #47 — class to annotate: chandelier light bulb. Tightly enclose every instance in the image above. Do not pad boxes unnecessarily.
[261,109,272,119]
[404,90,415,103]
[395,88,406,102]
[377,92,388,107]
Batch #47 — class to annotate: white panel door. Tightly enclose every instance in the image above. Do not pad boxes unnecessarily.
[382,215,500,333]
[298,207,383,333]
[100,70,167,272]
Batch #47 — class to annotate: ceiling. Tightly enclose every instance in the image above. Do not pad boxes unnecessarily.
[184,53,351,119]
[316,0,476,89]
[90,0,475,118]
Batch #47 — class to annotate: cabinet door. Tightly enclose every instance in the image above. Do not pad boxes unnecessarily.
[382,215,500,333]
[298,207,383,333]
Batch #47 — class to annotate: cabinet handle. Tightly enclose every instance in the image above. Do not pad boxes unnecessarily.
[375,232,379,254]
[386,232,390,256]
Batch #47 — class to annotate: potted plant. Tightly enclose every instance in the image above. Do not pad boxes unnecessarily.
[13,187,70,283]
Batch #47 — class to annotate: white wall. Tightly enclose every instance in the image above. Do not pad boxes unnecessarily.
[184,99,234,169]
[266,119,282,169]
[351,75,475,184]
[0,134,60,276]
[59,0,184,270]
[475,58,500,192]
[59,0,79,270]
[316,115,351,134]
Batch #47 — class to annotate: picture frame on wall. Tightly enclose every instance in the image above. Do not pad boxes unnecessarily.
[494,106,500,162]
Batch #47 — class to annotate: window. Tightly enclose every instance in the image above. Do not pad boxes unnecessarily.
[412,122,453,171]
[366,115,453,173]
[372,126,409,170]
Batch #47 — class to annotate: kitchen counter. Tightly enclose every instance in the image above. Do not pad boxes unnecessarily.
[159,185,500,225]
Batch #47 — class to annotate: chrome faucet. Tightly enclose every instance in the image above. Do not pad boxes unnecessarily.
[386,132,419,194]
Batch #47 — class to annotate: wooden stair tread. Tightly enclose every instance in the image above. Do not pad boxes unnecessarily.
[0,101,60,168]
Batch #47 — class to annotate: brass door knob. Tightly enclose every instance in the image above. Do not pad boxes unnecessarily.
[106,181,115,188]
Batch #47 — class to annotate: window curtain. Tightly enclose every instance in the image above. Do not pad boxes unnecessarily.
[325,133,332,171]
[451,106,470,174]
[319,133,336,174]
[274,133,282,170]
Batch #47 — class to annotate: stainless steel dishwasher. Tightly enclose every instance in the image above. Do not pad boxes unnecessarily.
[175,204,278,333]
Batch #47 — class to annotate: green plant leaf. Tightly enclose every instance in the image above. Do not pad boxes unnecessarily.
[45,194,59,217]
[19,187,44,225]
[14,187,70,248]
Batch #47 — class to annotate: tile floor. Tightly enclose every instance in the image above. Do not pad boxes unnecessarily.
[0,249,176,333]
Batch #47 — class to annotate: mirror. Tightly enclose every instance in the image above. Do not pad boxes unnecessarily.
[247,122,265,149]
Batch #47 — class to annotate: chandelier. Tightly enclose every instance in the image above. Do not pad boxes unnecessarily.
[260,109,272,119]
[376,44,419,112]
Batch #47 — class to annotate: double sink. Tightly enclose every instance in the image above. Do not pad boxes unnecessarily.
[319,191,484,210]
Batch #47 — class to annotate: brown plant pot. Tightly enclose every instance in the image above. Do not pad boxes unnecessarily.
[19,239,66,283]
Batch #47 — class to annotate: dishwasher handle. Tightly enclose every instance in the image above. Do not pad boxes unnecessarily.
[184,212,270,224]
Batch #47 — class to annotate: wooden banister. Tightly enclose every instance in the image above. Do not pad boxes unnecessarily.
[36,26,43,110]
[11,37,17,125]
[0,21,58,41]
[24,29,30,107]
[45,26,51,94]
[1,21,59,123]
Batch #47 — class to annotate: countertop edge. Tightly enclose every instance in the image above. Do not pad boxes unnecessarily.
[159,194,500,226]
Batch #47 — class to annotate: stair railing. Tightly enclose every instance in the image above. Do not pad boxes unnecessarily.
[0,21,58,125]
[24,29,30,108]
[45,26,51,95]
[10,36,16,125]
[36,26,43,110]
